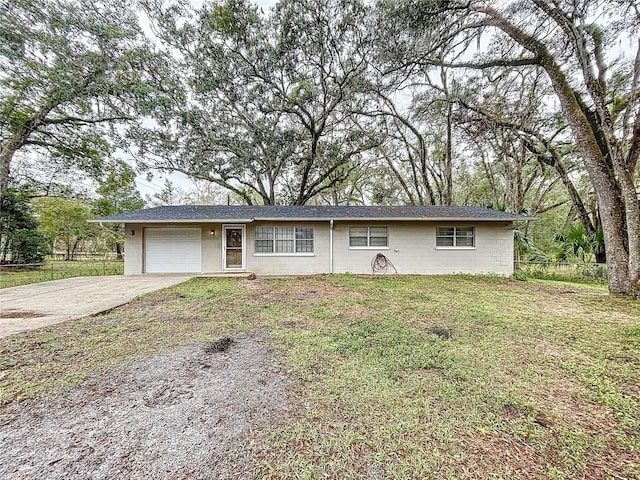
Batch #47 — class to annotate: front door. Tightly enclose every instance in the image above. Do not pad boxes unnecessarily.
[223,225,245,270]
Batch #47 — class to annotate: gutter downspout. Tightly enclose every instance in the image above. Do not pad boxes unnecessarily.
[329,219,334,274]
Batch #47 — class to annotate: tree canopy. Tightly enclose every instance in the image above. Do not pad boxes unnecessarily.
[0,0,172,195]
[136,0,381,205]
[4,0,639,294]
[375,0,639,293]
[0,188,49,264]
[33,197,94,261]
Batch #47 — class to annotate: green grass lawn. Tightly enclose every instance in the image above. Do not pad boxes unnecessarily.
[0,260,124,288]
[1,275,638,479]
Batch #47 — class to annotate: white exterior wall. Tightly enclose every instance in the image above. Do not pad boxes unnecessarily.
[331,221,514,276]
[123,220,515,276]
[201,224,222,272]
[124,224,144,274]
[245,221,330,275]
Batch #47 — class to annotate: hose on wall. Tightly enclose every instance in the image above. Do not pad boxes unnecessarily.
[371,253,397,274]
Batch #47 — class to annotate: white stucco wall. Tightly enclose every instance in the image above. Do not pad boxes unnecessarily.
[123,220,515,276]
[245,221,330,275]
[331,221,514,275]
[201,223,222,272]
[124,224,144,275]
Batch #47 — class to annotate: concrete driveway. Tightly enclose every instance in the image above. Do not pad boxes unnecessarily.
[0,275,194,339]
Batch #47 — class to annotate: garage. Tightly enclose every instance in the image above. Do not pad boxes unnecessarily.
[144,228,202,273]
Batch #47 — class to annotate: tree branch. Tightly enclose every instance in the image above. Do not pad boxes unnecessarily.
[41,115,132,126]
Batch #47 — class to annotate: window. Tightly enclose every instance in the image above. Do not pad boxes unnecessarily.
[349,226,388,248]
[255,226,314,254]
[275,227,294,253]
[255,227,274,253]
[296,227,314,252]
[436,226,475,247]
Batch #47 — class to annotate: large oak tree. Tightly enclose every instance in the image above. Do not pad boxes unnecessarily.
[138,0,381,205]
[0,0,171,196]
[379,0,640,294]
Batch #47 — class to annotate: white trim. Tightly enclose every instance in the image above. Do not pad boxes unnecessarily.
[222,224,246,271]
[436,225,476,249]
[253,253,315,257]
[251,217,524,222]
[253,225,315,255]
[91,218,254,223]
[92,217,526,223]
[348,225,389,249]
[329,219,334,274]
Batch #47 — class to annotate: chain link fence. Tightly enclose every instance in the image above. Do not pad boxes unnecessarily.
[515,261,608,284]
[0,259,124,289]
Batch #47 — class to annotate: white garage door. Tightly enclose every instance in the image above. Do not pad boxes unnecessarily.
[144,228,202,273]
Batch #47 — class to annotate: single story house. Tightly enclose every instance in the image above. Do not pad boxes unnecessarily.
[91,205,528,276]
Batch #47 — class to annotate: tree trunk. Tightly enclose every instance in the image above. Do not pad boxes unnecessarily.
[445,100,453,205]
[478,6,639,294]
[0,140,20,197]
[543,59,634,293]
[71,237,82,261]
[612,151,640,291]
[0,103,55,196]
[441,67,453,205]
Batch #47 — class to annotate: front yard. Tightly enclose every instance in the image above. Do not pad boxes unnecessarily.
[0,260,124,289]
[1,275,638,479]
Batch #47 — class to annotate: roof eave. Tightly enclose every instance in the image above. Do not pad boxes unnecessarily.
[255,216,527,221]
[88,218,256,224]
[89,216,531,223]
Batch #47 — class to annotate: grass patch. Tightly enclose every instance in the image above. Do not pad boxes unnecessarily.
[515,262,608,284]
[1,274,639,478]
[0,260,124,288]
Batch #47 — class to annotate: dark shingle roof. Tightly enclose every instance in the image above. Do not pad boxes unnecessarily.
[91,205,530,223]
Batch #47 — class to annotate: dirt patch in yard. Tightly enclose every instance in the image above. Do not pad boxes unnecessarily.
[238,277,263,291]
[264,278,363,306]
[0,332,289,480]
[0,310,44,319]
